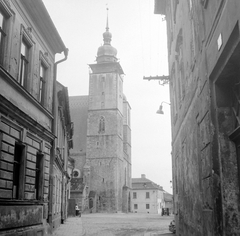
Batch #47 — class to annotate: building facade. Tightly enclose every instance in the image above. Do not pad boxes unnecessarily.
[0,0,71,235]
[52,82,73,229]
[155,0,240,235]
[69,18,132,213]
[131,174,164,214]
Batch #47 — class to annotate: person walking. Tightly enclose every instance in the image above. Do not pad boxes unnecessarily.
[75,204,80,217]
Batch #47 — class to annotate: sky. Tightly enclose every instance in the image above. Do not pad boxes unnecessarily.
[42,0,172,193]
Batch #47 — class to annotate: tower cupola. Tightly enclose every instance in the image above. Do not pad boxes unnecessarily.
[97,8,118,63]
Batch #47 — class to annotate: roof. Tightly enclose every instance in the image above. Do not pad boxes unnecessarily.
[69,96,89,155]
[89,191,96,198]
[132,177,163,190]
[154,0,166,15]
[19,0,67,54]
[163,192,173,202]
[89,62,124,75]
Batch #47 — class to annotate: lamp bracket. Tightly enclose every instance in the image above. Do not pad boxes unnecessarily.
[143,75,169,86]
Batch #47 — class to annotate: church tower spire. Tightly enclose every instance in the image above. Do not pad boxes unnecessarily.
[96,7,118,63]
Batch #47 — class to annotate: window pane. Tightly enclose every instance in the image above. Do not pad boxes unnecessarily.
[0,12,3,28]
[13,143,24,199]
[39,64,46,104]
[40,64,44,77]
[19,40,29,87]
[20,61,26,86]
[21,41,27,56]
[0,11,6,66]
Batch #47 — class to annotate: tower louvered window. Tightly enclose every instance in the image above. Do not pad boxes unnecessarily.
[99,116,105,133]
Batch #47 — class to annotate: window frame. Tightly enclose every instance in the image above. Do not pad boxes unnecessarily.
[0,10,6,66]
[146,204,150,209]
[18,25,34,90]
[0,1,13,68]
[99,116,105,133]
[39,63,46,104]
[133,192,137,199]
[146,192,150,199]
[39,52,50,106]
[134,204,138,209]
[35,152,44,200]
[13,142,26,200]
[19,39,29,88]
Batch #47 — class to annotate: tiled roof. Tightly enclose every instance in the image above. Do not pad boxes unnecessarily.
[132,178,163,190]
[163,192,173,202]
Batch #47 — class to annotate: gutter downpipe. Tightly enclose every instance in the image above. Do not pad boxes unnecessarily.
[48,48,69,232]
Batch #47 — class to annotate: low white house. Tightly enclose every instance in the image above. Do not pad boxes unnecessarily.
[131,174,164,214]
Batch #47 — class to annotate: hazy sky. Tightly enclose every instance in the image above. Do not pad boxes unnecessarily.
[42,0,172,193]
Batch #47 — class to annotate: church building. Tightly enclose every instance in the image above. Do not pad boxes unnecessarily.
[69,15,132,213]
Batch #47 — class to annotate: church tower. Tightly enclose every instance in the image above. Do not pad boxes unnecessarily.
[84,11,130,212]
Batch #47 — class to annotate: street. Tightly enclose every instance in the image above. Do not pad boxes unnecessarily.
[82,213,173,236]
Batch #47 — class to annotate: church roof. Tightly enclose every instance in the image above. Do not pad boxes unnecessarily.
[69,96,88,155]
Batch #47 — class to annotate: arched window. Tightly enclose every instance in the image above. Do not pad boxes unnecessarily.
[99,116,105,133]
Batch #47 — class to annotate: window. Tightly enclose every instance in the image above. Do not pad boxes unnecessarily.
[134,204,138,209]
[133,192,137,199]
[146,192,150,199]
[99,116,105,133]
[35,152,44,200]
[39,63,46,105]
[146,204,150,209]
[19,39,30,88]
[0,11,6,66]
[39,52,49,106]
[0,2,12,67]
[13,143,25,199]
[18,26,34,89]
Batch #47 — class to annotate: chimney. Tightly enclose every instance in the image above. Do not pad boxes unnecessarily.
[141,174,146,178]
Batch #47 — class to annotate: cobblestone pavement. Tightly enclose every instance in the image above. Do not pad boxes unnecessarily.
[52,216,86,236]
[81,213,174,236]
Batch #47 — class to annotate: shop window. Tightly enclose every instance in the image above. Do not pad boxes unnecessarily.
[13,143,25,199]
[35,152,44,200]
